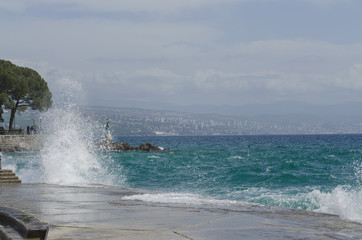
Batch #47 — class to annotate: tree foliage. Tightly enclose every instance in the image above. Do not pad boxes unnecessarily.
[0,60,52,130]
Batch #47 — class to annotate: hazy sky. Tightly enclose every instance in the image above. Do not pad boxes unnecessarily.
[1,0,362,109]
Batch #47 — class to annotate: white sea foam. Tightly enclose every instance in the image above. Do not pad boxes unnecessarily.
[230,156,245,159]
[123,184,361,223]
[226,185,362,224]
[307,186,362,223]
[122,193,242,206]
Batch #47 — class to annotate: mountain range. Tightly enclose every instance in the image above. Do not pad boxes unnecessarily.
[110,100,362,121]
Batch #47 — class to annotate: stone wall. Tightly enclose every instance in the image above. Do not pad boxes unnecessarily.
[0,135,45,152]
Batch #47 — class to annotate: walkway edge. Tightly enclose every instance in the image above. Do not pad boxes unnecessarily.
[0,207,48,240]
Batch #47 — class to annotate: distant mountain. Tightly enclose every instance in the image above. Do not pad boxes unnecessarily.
[4,101,362,135]
[173,101,362,117]
[82,103,362,135]
[101,100,362,119]
[125,101,362,121]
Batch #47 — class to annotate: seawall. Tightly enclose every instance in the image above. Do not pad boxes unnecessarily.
[0,135,44,152]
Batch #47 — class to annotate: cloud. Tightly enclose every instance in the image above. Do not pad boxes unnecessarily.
[0,17,219,72]
[3,0,362,107]
[0,0,246,14]
[128,68,184,94]
[229,39,362,57]
[132,68,181,79]
[69,0,240,13]
[0,1,26,12]
[1,0,350,14]
[336,63,362,90]
[192,69,329,93]
[305,0,352,6]
[11,57,362,107]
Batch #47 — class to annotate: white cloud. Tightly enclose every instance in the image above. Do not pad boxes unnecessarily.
[192,69,330,93]
[0,1,26,12]
[71,0,240,13]
[229,39,362,58]
[12,58,362,107]
[0,0,246,13]
[3,0,362,107]
[0,17,219,72]
[1,0,349,13]
[305,0,352,6]
[132,68,182,79]
[334,63,362,90]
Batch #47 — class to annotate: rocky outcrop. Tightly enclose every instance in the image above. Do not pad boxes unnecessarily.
[94,141,168,152]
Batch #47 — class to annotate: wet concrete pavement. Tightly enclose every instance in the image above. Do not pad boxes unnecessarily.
[0,183,361,240]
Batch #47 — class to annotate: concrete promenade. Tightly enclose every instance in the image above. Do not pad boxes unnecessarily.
[0,184,361,239]
[0,135,44,152]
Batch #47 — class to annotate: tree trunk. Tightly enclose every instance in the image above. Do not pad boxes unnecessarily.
[8,100,19,131]
[0,107,3,123]
[8,108,16,131]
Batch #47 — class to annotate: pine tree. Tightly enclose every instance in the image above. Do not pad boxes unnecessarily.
[0,60,52,130]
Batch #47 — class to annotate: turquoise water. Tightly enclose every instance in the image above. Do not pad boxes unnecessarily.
[3,134,362,223]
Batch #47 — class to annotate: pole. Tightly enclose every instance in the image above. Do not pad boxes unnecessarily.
[39,117,42,134]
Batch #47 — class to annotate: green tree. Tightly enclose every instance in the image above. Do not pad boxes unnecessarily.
[0,60,52,130]
[0,92,7,123]
[0,60,13,124]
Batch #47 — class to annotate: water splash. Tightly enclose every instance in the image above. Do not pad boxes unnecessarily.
[354,160,362,185]
[309,159,362,223]
[38,79,118,186]
[307,186,362,223]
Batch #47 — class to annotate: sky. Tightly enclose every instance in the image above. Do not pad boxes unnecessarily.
[1,0,362,110]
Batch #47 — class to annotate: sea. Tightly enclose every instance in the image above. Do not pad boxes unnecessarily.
[1,75,362,227]
[2,132,362,225]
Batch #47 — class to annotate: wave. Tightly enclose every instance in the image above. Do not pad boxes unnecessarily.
[307,185,362,224]
[122,185,362,224]
[242,185,362,224]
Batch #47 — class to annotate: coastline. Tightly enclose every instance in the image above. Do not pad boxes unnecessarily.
[0,134,166,152]
[0,183,361,240]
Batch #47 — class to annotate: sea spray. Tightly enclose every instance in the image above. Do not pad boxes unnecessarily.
[307,186,362,223]
[40,111,98,184]
[307,159,362,223]
[38,79,120,186]
[354,159,362,185]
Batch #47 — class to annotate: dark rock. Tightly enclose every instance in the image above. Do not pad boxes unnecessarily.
[94,141,169,152]
[136,142,160,151]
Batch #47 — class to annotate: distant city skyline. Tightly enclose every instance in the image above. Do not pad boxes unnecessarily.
[4,103,362,136]
[2,0,362,111]
[78,105,362,136]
